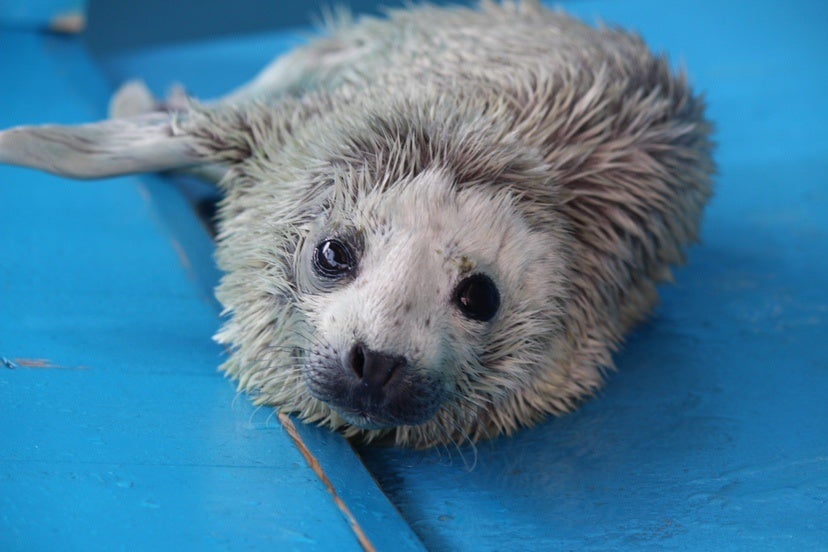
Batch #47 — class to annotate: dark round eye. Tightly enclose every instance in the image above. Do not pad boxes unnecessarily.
[313,239,355,278]
[453,274,500,322]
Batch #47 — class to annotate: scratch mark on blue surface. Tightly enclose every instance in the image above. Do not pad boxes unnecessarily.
[2,356,87,370]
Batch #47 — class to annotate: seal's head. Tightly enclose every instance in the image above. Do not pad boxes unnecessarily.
[207,91,587,447]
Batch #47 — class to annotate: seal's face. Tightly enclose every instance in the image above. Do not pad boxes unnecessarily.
[294,168,569,434]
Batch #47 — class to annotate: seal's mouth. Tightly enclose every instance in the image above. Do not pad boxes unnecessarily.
[319,383,444,430]
[304,352,445,430]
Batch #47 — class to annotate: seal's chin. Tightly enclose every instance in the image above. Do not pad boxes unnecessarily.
[328,399,443,429]
[333,409,400,430]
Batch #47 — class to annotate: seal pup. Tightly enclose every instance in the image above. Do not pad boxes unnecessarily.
[0,1,714,448]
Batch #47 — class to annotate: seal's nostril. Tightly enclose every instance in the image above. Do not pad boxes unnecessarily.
[349,342,366,378]
[347,343,407,397]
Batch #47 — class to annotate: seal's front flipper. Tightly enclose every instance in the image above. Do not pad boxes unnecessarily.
[0,112,201,179]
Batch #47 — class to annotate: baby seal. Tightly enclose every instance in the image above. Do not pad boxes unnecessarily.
[0,1,714,447]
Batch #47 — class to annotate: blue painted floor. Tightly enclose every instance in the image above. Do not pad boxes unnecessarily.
[2,1,827,550]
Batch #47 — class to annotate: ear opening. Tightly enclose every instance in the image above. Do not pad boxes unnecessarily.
[0,111,204,180]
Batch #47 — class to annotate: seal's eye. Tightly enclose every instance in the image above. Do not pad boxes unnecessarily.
[453,274,500,321]
[313,239,355,278]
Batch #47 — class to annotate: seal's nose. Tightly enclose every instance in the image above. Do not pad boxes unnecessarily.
[348,342,406,402]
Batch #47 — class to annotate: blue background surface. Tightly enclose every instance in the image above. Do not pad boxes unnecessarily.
[1,1,826,550]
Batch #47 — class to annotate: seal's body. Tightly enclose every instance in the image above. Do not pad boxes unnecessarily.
[0,1,714,447]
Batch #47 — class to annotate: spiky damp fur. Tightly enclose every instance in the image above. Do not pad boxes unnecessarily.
[184,1,714,448]
[0,1,714,448]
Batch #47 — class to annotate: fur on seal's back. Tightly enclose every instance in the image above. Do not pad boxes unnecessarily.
[182,0,715,448]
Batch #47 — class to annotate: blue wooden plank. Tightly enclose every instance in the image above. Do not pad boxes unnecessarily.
[93,29,309,102]
[0,30,424,551]
[82,0,473,56]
